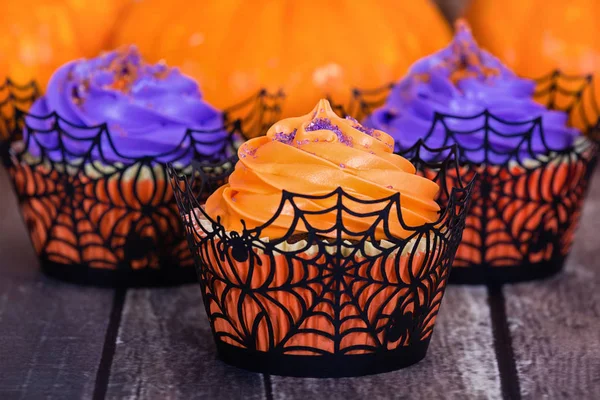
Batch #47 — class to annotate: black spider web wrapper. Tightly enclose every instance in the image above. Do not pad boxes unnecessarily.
[332,71,600,284]
[167,144,475,377]
[0,80,39,143]
[0,79,284,287]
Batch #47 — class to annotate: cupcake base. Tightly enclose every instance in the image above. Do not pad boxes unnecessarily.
[40,258,197,287]
[420,141,597,285]
[449,255,566,284]
[8,152,201,288]
[215,339,430,378]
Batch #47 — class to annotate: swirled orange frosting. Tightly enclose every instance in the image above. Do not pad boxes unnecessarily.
[205,99,440,239]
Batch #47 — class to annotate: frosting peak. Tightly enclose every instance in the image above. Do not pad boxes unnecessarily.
[205,100,441,239]
[269,99,395,153]
[446,23,501,84]
[365,21,581,163]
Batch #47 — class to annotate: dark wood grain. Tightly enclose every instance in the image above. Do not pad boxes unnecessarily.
[105,286,267,400]
[107,286,502,400]
[270,286,502,400]
[0,167,116,400]
[504,172,600,399]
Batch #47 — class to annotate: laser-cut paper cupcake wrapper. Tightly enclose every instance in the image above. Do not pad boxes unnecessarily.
[0,80,39,142]
[332,71,599,284]
[167,144,475,377]
[0,79,284,287]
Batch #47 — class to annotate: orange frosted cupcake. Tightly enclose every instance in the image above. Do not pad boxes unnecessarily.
[2,47,283,287]
[169,99,473,377]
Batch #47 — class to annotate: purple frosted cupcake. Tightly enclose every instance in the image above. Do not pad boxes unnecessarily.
[4,46,280,286]
[361,22,598,283]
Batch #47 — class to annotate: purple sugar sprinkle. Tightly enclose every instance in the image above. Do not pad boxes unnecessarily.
[242,146,257,158]
[345,115,375,136]
[306,117,353,147]
[386,185,393,189]
[306,117,333,131]
[339,163,346,168]
[274,129,297,145]
[296,139,310,146]
[354,124,375,136]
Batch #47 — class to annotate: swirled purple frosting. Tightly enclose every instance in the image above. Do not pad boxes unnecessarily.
[364,22,581,164]
[25,46,226,164]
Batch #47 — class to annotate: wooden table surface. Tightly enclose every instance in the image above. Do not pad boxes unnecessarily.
[0,164,599,400]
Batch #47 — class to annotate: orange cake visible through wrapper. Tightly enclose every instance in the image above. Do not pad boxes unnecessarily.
[10,156,190,271]
[426,139,596,274]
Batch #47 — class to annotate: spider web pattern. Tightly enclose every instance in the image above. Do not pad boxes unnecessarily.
[1,81,284,272]
[333,71,599,274]
[399,114,597,269]
[422,153,591,268]
[0,80,39,144]
[534,71,600,142]
[169,144,474,355]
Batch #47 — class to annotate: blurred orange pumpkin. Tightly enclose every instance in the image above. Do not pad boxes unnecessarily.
[466,0,600,134]
[466,0,599,81]
[0,0,130,86]
[110,0,451,116]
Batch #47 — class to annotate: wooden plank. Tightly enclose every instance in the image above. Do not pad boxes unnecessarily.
[270,286,502,400]
[106,286,267,400]
[504,172,600,398]
[0,167,116,399]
